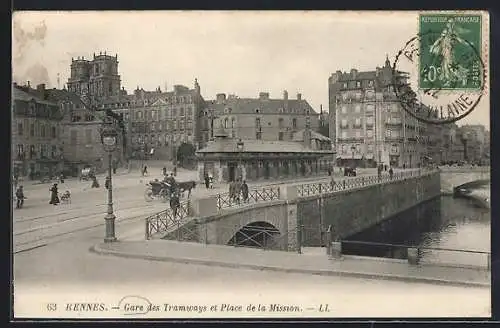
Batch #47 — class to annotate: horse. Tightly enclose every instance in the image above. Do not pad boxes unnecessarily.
[177,180,196,198]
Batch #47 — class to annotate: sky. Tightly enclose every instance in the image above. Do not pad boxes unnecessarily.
[12,11,490,129]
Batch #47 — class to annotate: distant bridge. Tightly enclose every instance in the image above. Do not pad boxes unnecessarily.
[439,167,490,194]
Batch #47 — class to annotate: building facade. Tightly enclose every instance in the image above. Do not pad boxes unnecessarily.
[12,83,64,178]
[329,57,441,168]
[127,80,205,161]
[202,91,320,144]
[67,52,121,103]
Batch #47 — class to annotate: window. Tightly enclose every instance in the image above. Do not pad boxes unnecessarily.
[231,130,236,138]
[188,121,193,130]
[368,80,374,87]
[341,131,347,139]
[356,81,361,88]
[356,144,362,153]
[70,130,77,145]
[278,118,284,129]
[341,105,347,114]
[17,144,24,158]
[180,119,185,130]
[355,104,361,113]
[85,129,92,144]
[343,83,347,88]
[172,108,177,116]
[187,107,193,117]
[355,131,362,138]
[367,144,374,153]
[224,118,228,129]
[41,124,46,138]
[355,92,361,100]
[151,123,155,132]
[180,107,185,116]
[366,116,374,125]
[366,130,374,138]
[278,131,284,140]
[341,119,348,128]
[18,123,23,135]
[386,130,392,137]
[366,104,375,112]
[231,118,235,128]
[292,118,297,128]
[30,124,34,137]
[355,118,362,127]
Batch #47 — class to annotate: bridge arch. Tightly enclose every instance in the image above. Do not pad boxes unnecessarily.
[227,221,281,249]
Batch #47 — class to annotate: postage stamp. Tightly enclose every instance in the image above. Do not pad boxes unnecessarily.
[393,12,488,124]
[418,14,483,90]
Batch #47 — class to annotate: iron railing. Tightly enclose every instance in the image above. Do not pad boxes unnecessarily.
[297,169,436,197]
[216,186,280,211]
[340,239,491,270]
[145,200,191,240]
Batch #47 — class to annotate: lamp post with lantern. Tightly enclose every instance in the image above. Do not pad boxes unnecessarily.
[236,138,244,180]
[101,123,118,243]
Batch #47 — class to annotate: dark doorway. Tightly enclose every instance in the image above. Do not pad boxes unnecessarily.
[264,161,270,179]
[228,162,237,182]
[227,221,280,249]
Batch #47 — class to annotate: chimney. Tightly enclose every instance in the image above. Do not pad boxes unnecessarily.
[283,90,288,100]
[27,81,31,88]
[297,93,302,101]
[216,93,226,104]
[36,84,46,99]
[350,69,358,78]
[259,92,269,100]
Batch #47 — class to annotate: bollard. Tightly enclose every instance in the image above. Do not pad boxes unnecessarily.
[330,241,342,259]
[407,247,420,265]
[145,219,150,240]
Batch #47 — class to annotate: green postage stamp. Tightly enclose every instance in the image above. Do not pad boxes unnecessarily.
[419,14,482,90]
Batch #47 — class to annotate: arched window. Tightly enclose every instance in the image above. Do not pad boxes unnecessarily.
[224,118,228,129]
[231,117,235,128]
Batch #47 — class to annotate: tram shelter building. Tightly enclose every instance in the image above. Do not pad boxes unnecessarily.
[196,127,335,183]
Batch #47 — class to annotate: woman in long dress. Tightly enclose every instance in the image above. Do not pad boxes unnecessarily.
[49,183,60,205]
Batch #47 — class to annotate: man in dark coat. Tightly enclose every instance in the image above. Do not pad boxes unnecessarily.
[204,173,210,189]
[15,185,25,209]
[170,192,180,218]
[49,183,60,205]
[241,180,249,203]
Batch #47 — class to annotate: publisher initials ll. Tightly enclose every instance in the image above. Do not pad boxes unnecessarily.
[319,304,330,312]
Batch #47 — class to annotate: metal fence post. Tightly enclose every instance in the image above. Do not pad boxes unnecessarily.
[145,218,149,240]
[297,225,302,254]
[343,180,346,190]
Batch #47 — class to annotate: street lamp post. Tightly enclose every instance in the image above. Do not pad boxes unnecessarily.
[236,138,244,180]
[351,146,356,167]
[101,124,118,243]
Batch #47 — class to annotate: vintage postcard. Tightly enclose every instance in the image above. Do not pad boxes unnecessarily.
[12,10,490,319]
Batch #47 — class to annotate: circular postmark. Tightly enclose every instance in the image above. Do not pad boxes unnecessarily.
[392,28,486,125]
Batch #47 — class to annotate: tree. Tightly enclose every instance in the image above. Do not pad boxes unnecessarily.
[176,142,196,168]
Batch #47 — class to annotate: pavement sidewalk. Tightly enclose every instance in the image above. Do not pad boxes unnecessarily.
[91,240,490,288]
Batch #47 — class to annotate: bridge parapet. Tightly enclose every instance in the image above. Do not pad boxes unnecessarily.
[439,167,491,193]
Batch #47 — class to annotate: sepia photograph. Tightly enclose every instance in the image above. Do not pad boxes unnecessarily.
[11,10,490,319]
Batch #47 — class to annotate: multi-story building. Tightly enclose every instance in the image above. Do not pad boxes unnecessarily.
[12,83,64,178]
[329,57,451,168]
[127,80,205,161]
[203,91,320,143]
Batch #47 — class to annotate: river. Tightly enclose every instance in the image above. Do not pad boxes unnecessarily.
[342,187,491,269]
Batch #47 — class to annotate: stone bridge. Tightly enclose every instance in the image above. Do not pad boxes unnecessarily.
[439,167,490,194]
[160,170,442,251]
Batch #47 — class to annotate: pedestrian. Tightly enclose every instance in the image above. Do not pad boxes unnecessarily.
[241,180,249,203]
[377,164,382,180]
[204,173,209,189]
[170,191,180,218]
[173,166,177,177]
[15,185,25,209]
[91,175,100,188]
[389,167,394,180]
[59,172,65,184]
[162,166,167,177]
[113,165,117,175]
[327,167,332,176]
[49,183,60,205]
[228,180,235,203]
[330,176,336,189]
[234,179,242,204]
[384,164,388,171]
[142,165,148,176]
[208,174,214,189]
[403,163,406,170]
